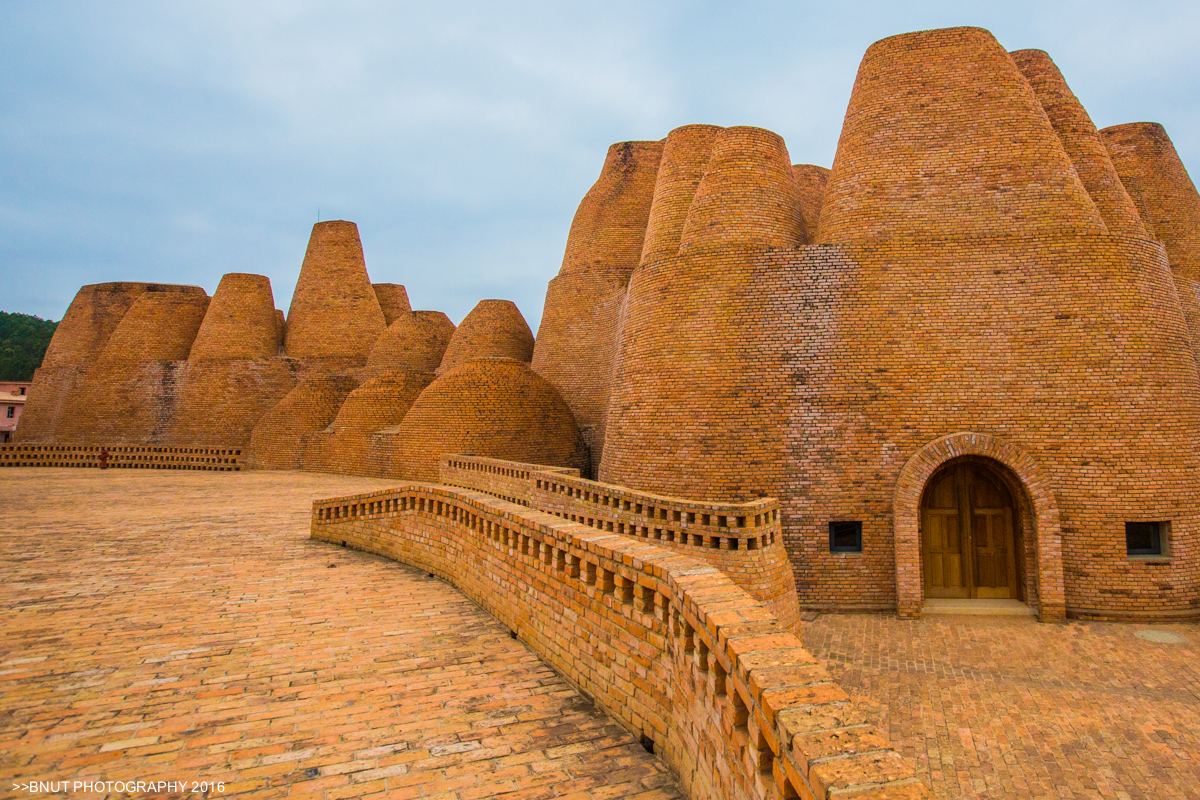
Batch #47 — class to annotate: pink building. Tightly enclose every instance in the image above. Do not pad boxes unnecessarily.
[0,382,30,443]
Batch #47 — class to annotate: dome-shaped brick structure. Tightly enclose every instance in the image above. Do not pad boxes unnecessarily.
[380,358,586,482]
[436,300,534,375]
[247,375,359,469]
[366,311,455,375]
[302,371,434,475]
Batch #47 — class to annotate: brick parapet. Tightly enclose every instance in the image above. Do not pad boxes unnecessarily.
[311,483,929,800]
[440,454,801,632]
[0,443,241,470]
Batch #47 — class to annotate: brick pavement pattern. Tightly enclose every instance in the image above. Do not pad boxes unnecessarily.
[0,470,683,800]
[802,612,1200,799]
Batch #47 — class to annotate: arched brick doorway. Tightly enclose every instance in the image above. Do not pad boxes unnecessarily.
[893,433,1066,621]
[922,458,1022,600]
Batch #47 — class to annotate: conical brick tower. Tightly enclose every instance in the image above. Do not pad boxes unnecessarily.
[284,221,386,368]
[532,140,663,468]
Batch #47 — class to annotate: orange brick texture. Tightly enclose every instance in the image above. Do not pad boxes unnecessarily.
[791,164,828,242]
[19,283,175,442]
[440,454,802,633]
[435,299,535,374]
[312,483,930,800]
[187,273,280,361]
[0,443,242,469]
[301,371,433,476]
[2,470,685,800]
[171,273,299,447]
[365,310,455,375]
[54,286,211,445]
[533,141,663,468]
[373,358,588,482]
[588,26,1200,621]
[246,375,359,469]
[371,282,411,325]
[1101,121,1200,377]
[283,220,386,370]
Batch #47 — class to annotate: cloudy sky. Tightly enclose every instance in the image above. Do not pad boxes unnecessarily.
[2,1,1198,331]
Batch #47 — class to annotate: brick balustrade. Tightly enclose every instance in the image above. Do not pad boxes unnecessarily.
[311,482,929,800]
[0,443,242,471]
[441,455,801,631]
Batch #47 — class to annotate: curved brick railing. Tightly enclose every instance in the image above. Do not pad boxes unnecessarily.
[0,443,242,471]
[441,455,800,631]
[443,455,779,549]
[312,484,929,800]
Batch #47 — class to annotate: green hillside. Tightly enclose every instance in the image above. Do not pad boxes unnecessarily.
[0,311,58,381]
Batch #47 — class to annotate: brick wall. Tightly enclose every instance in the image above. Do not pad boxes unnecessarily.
[188,273,280,361]
[312,485,929,800]
[0,443,241,470]
[436,299,534,374]
[441,454,801,632]
[1101,121,1200,377]
[1011,49,1147,237]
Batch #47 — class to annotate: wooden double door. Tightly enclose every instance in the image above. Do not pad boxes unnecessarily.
[921,461,1019,599]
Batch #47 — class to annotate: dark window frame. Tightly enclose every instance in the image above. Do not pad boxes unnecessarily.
[828,520,863,553]
[1125,521,1166,556]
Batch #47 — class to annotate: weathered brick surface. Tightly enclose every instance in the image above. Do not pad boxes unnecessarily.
[791,164,829,243]
[302,371,433,476]
[436,299,534,375]
[365,310,455,376]
[532,140,662,468]
[679,126,806,252]
[817,27,1104,242]
[167,359,300,448]
[0,443,242,470]
[1011,49,1147,238]
[39,282,148,371]
[1101,121,1200,376]
[378,358,587,482]
[370,282,411,325]
[188,273,281,361]
[596,26,1200,621]
[247,375,359,469]
[283,221,386,368]
[1,469,684,800]
[804,612,1200,799]
[312,481,928,800]
[52,287,211,445]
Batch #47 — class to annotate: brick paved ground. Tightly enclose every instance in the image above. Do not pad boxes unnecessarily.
[0,470,682,800]
[802,612,1200,799]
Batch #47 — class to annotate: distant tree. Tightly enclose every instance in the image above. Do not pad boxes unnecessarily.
[0,311,58,381]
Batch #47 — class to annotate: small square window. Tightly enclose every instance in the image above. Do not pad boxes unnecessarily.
[1126,521,1166,556]
[829,521,863,553]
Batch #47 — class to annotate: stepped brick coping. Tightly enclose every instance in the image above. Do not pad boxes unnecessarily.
[442,454,781,552]
[312,483,929,800]
[0,444,242,471]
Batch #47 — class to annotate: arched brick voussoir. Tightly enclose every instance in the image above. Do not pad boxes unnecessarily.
[892,432,1066,621]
